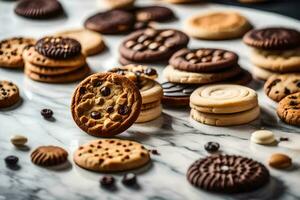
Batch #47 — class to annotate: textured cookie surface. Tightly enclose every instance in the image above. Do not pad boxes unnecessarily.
[187,154,270,193]
[243,27,300,50]
[264,74,300,102]
[136,104,162,123]
[0,37,35,68]
[73,139,150,172]
[170,48,238,72]
[277,92,300,126]
[109,65,158,81]
[0,81,20,108]
[135,6,175,22]
[31,146,68,166]
[71,72,142,137]
[138,78,163,104]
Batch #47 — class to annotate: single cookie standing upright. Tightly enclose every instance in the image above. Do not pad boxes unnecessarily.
[0,37,35,68]
[71,72,142,137]
[277,92,300,126]
[243,27,300,50]
[135,6,175,22]
[14,0,63,19]
[264,74,300,102]
[31,146,68,166]
[187,155,270,193]
[73,139,150,172]
[0,81,20,108]
[84,10,135,34]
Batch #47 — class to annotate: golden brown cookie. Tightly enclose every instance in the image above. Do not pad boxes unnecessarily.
[71,72,142,137]
[31,146,68,166]
[73,139,150,172]
[0,80,20,108]
[277,92,300,126]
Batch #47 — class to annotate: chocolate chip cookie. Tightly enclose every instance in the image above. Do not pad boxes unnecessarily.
[0,81,20,108]
[135,6,175,22]
[119,28,189,63]
[187,155,270,193]
[277,92,300,126]
[71,72,142,137]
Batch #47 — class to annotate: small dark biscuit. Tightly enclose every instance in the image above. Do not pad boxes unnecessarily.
[169,48,238,72]
[120,28,189,62]
[135,6,175,22]
[15,0,63,19]
[243,27,300,50]
[187,155,270,193]
[277,92,300,126]
[84,10,135,34]
[35,37,82,59]
[31,146,68,166]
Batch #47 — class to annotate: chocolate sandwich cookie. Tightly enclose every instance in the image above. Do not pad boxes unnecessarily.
[120,28,189,62]
[0,81,20,108]
[243,27,300,50]
[187,155,270,193]
[15,0,63,19]
[135,6,175,22]
[277,92,300,126]
[84,10,135,34]
[169,48,239,72]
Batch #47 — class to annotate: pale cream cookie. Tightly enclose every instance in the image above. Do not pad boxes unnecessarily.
[139,78,163,104]
[136,104,162,123]
[252,65,281,81]
[251,130,276,145]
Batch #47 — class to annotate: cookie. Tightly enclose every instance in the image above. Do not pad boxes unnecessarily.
[73,139,150,172]
[135,6,175,22]
[31,146,68,166]
[55,29,105,56]
[190,84,258,114]
[184,11,252,40]
[269,153,292,169]
[252,65,280,81]
[163,65,241,84]
[250,48,300,73]
[25,65,90,83]
[243,27,300,50]
[103,0,135,9]
[0,81,20,108]
[141,100,161,110]
[119,28,189,62]
[264,74,300,102]
[71,72,142,137]
[138,78,163,104]
[23,46,86,68]
[84,10,135,34]
[0,37,35,68]
[187,155,270,193]
[224,69,253,85]
[14,0,63,19]
[277,92,300,126]
[251,130,276,145]
[35,37,81,59]
[136,104,162,123]
[170,48,238,72]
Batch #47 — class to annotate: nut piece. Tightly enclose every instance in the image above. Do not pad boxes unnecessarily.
[10,135,28,146]
[269,153,292,169]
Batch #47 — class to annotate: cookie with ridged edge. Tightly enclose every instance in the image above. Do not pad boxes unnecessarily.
[31,146,68,167]
[71,72,142,137]
[243,27,300,50]
[0,81,20,108]
[135,6,175,22]
[277,92,300,126]
[187,154,270,193]
[14,0,63,19]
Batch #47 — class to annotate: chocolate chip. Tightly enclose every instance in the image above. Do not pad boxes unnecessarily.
[204,142,220,152]
[100,86,110,96]
[93,80,102,87]
[5,155,19,166]
[122,173,137,186]
[144,68,157,76]
[106,106,114,113]
[289,95,297,99]
[79,87,86,94]
[150,149,160,155]
[41,109,53,119]
[284,87,291,95]
[100,176,115,188]
[290,101,298,106]
[118,105,129,115]
[0,50,3,55]
[296,81,300,88]
[91,111,101,119]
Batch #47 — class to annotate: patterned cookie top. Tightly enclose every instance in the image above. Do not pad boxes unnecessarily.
[31,146,68,166]
[71,72,142,137]
[0,80,20,108]
[187,155,270,193]
[277,92,300,126]
[73,139,150,172]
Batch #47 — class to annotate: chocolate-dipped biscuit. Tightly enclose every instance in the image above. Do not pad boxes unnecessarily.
[135,6,175,22]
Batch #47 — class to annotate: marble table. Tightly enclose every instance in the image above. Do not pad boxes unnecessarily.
[0,0,300,200]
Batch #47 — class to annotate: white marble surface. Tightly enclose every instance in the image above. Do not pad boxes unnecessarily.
[0,0,300,200]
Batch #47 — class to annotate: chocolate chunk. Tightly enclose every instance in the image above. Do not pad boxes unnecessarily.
[204,142,220,152]
[118,105,129,115]
[5,155,19,166]
[91,111,101,119]
[122,173,137,186]
[100,87,111,96]
[144,68,157,76]
[289,101,298,106]
[106,106,114,113]
[79,87,86,95]
[284,87,291,95]
[41,109,53,119]
[100,176,115,188]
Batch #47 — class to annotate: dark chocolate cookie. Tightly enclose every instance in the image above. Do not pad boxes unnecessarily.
[119,28,189,62]
[14,0,63,19]
[35,37,82,59]
[243,27,300,50]
[84,10,135,34]
[169,48,238,72]
[135,6,175,22]
[187,155,270,193]
[277,92,300,126]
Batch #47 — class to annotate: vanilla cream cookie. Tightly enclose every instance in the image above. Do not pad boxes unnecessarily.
[139,78,163,104]
[136,104,162,123]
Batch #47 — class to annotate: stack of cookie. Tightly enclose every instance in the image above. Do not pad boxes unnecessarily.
[190,84,260,126]
[109,65,163,123]
[162,48,252,107]
[23,36,90,83]
[243,27,300,80]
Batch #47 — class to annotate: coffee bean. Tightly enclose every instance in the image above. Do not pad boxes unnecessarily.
[91,111,101,119]
[118,105,129,115]
[100,176,115,187]
[122,173,137,186]
[279,137,289,142]
[100,87,110,96]
[150,149,160,155]
[204,142,220,152]
[5,155,19,166]
[41,109,53,119]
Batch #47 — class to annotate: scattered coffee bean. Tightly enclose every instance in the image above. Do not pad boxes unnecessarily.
[122,173,137,186]
[41,109,53,119]
[10,135,28,146]
[204,142,220,152]
[100,176,115,188]
[5,155,19,166]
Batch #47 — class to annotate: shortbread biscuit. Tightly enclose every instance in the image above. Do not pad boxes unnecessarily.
[184,11,252,40]
[191,106,260,126]
[31,146,68,166]
[190,84,258,114]
[73,139,150,172]
[163,65,241,84]
[0,81,20,108]
[252,65,280,81]
[71,72,142,137]
[139,78,163,104]
[277,92,300,126]
[136,104,162,123]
